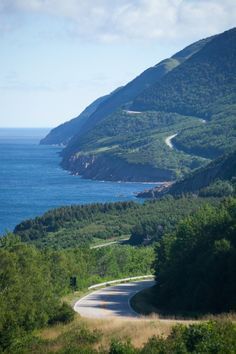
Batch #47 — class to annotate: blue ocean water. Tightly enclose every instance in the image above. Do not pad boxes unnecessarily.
[0,128,158,234]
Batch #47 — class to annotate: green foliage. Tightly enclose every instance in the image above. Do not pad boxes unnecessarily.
[49,303,75,325]
[0,238,65,350]
[5,319,236,353]
[62,109,208,181]
[153,198,236,314]
[133,28,236,162]
[161,150,236,197]
[141,321,236,354]
[174,108,236,159]
[199,179,234,197]
[134,29,236,119]
[14,197,219,248]
[0,234,154,351]
[109,339,136,354]
[14,201,139,248]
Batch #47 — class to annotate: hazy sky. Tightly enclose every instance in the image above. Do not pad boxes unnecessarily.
[0,0,235,128]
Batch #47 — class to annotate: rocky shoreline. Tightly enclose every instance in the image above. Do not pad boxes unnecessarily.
[61,153,175,183]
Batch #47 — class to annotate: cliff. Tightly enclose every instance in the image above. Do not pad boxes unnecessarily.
[61,153,175,182]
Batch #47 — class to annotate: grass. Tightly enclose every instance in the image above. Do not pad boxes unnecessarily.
[38,314,175,351]
[36,286,236,353]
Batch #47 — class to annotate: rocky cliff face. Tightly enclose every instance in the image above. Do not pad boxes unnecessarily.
[61,153,175,182]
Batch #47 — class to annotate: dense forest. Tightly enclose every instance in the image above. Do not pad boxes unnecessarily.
[152,198,236,314]
[134,29,236,118]
[14,196,220,248]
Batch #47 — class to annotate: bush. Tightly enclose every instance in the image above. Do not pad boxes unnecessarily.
[49,303,75,324]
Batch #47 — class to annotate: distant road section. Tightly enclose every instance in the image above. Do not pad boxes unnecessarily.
[90,238,129,249]
[74,280,155,319]
[165,133,178,149]
[123,110,142,114]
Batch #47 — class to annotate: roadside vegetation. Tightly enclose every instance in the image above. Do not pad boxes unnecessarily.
[0,233,154,351]
[132,198,236,318]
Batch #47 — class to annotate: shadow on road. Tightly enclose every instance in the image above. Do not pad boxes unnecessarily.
[75,281,155,318]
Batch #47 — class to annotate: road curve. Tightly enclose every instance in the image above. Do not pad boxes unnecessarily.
[165,133,178,149]
[74,280,156,319]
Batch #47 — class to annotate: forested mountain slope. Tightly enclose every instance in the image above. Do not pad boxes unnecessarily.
[138,150,236,198]
[133,27,236,159]
[41,28,235,182]
[133,29,236,118]
[61,29,235,181]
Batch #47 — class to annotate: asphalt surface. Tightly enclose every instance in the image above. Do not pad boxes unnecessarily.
[165,133,178,149]
[74,280,156,319]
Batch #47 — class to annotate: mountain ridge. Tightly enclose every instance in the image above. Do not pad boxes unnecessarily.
[41,28,235,182]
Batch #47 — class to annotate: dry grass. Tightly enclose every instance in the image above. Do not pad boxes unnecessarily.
[38,311,236,353]
[83,317,173,349]
[39,313,197,351]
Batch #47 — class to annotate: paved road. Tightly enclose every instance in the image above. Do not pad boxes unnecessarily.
[90,239,129,249]
[165,133,178,149]
[74,280,155,319]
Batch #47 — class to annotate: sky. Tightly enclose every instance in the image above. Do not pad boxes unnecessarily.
[0,0,235,128]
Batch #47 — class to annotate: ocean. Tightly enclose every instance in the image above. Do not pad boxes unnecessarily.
[0,128,157,234]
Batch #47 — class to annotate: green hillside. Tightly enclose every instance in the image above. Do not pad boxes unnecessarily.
[138,150,236,198]
[60,28,235,181]
[41,28,236,182]
[61,109,208,181]
[133,28,236,159]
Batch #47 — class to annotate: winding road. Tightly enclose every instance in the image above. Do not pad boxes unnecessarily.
[165,133,178,149]
[74,280,155,319]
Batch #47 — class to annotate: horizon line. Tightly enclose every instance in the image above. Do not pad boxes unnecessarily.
[0,126,53,129]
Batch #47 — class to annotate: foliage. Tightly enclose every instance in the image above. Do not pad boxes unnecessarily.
[199,179,235,197]
[62,109,208,181]
[153,198,236,314]
[0,238,65,350]
[7,320,236,353]
[153,150,236,198]
[133,28,236,162]
[140,321,236,354]
[14,197,219,248]
[0,234,154,351]
[49,303,75,325]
